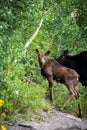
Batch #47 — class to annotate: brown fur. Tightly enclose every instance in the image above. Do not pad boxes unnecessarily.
[36,49,82,117]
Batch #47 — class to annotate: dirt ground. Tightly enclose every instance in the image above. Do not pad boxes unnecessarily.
[7,110,87,130]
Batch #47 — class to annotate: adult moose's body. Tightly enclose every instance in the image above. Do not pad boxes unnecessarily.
[36,49,82,117]
[56,50,87,86]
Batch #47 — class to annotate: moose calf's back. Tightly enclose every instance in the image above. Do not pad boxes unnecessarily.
[42,59,79,84]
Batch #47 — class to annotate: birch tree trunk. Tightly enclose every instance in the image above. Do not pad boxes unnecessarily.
[24,18,43,53]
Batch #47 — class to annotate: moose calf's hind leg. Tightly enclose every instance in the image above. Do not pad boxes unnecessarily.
[74,85,80,98]
[73,87,82,117]
[77,97,82,117]
[63,85,75,105]
[62,93,74,105]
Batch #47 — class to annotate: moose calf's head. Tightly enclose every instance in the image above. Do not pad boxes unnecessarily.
[36,49,50,66]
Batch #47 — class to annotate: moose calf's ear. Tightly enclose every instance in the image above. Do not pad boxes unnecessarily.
[36,49,39,54]
[45,50,50,56]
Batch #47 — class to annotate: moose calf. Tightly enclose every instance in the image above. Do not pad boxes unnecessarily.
[36,49,82,117]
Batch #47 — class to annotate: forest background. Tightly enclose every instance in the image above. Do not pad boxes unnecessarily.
[0,0,87,123]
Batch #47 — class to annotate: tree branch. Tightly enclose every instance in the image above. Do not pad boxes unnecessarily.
[24,18,43,53]
[72,35,87,49]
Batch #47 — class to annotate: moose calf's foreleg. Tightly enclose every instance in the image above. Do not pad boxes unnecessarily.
[48,76,54,103]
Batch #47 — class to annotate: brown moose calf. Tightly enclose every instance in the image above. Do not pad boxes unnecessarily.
[36,49,82,117]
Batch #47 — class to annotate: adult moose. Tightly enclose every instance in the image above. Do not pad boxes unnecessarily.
[36,49,82,117]
[56,50,87,86]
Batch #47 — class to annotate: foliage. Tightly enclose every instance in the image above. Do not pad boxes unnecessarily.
[0,0,87,123]
[0,99,7,130]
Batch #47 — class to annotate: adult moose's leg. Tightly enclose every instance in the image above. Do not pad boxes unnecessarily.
[47,76,54,103]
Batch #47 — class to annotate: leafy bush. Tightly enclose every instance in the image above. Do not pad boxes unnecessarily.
[2,81,51,114]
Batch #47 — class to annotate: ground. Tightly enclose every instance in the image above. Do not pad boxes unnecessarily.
[7,109,87,130]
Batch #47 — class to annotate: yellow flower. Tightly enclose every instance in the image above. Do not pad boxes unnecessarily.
[1,112,6,118]
[0,99,4,107]
[1,125,6,130]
